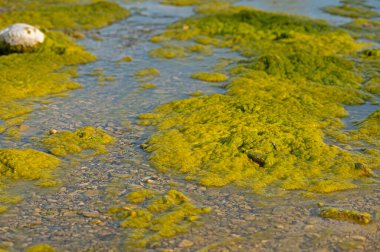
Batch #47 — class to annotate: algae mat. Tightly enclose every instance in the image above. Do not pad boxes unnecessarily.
[0,0,379,251]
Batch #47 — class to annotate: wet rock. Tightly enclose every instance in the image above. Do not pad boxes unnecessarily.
[0,23,45,54]
[178,239,194,248]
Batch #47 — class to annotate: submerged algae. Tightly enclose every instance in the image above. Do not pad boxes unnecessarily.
[110,189,210,248]
[322,3,379,19]
[0,149,60,180]
[25,244,56,252]
[319,205,371,224]
[191,71,229,82]
[41,126,114,157]
[141,6,378,193]
[0,1,129,134]
[134,68,160,81]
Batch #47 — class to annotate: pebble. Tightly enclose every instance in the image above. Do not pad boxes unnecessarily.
[0,23,44,53]
[178,239,194,248]
[81,211,100,218]
[352,235,366,242]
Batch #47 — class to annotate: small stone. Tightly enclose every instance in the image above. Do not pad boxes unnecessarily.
[0,23,45,54]
[178,239,194,248]
[304,225,314,231]
[81,211,100,218]
[18,124,29,131]
[0,241,14,248]
[49,129,58,135]
[352,235,366,242]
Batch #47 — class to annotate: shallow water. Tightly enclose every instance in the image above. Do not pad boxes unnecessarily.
[0,0,379,251]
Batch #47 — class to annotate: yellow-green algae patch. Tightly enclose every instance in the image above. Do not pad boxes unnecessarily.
[109,189,211,248]
[41,126,114,157]
[0,149,60,180]
[0,1,130,30]
[134,68,160,81]
[25,244,56,252]
[319,205,371,224]
[343,19,380,42]
[191,71,229,82]
[140,6,379,193]
[139,83,157,89]
[322,3,379,19]
[160,0,202,6]
[0,1,130,134]
[149,45,187,59]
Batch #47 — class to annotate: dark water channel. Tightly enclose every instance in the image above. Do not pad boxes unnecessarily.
[0,1,379,251]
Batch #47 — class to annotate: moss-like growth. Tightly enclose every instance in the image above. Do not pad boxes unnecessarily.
[160,0,202,6]
[322,4,379,19]
[149,45,187,59]
[140,7,378,193]
[343,19,380,42]
[186,44,213,55]
[319,206,371,224]
[0,1,129,135]
[25,244,56,252]
[134,68,160,81]
[110,189,211,248]
[41,126,114,157]
[0,1,130,30]
[0,149,60,180]
[119,55,133,62]
[139,83,157,89]
[191,72,228,82]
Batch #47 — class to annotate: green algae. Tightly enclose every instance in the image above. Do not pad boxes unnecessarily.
[140,6,379,193]
[190,91,204,97]
[139,83,157,89]
[319,205,371,224]
[110,189,211,249]
[41,126,114,157]
[25,244,56,252]
[0,1,129,135]
[0,149,60,180]
[0,1,130,30]
[322,4,379,19]
[343,19,380,42]
[149,45,187,59]
[160,0,202,6]
[119,55,133,62]
[186,44,213,55]
[191,71,229,82]
[134,68,160,81]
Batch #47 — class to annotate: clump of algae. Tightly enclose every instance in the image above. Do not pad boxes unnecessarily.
[109,189,211,248]
[0,1,130,135]
[139,83,157,89]
[134,68,160,81]
[149,45,187,59]
[41,126,114,157]
[319,205,371,224]
[343,19,380,42]
[140,6,379,193]
[0,149,60,180]
[160,0,202,6]
[25,244,56,252]
[322,3,379,19]
[191,71,229,82]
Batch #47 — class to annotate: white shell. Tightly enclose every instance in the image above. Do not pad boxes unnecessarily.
[0,23,44,49]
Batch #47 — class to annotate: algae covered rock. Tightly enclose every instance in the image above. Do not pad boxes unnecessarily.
[0,149,60,180]
[319,205,371,224]
[0,23,44,54]
[41,126,114,157]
